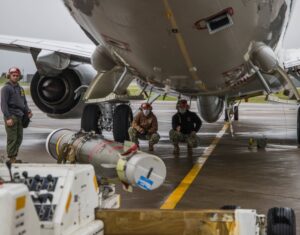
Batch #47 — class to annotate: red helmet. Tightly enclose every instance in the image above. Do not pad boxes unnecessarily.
[8,67,21,76]
[140,103,152,110]
[6,67,21,80]
[176,99,190,109]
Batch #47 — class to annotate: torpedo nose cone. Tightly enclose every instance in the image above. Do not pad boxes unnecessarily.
[125,153,167,191]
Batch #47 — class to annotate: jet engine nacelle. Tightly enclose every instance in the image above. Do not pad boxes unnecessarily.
[91,45,116,72]
[197,96,224,123]
[30,63,96,118]
[248,42,278,73]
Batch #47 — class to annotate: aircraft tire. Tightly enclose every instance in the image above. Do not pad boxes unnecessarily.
[297,106,300,145]
[113,104,133,143]
[234,106,239,121]
[267,207,296,235]
[81,104,101,134]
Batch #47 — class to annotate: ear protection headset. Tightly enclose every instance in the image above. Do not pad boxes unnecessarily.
[7,67,22,80]
[176,99,190,110]
[140,103,152,111]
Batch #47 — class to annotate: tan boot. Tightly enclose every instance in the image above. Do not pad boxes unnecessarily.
[148,143,154,152]
[173,144,180,154]
[7,157,22,164]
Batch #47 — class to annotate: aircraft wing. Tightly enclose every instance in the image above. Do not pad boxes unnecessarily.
[0,35,95,63]
[279,48,300,69]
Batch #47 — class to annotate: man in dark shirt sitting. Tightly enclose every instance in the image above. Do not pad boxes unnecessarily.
[169,99,202,155]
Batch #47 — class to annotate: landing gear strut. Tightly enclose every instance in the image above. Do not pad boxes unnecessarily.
[224,100,240,137]
[224,102,239,122]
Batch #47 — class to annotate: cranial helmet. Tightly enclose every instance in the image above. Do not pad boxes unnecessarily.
[7,67,21,79]
[140,102,152,111]
[176,99,190,110]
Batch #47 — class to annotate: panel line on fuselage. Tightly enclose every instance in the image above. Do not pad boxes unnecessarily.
[162,0,207,91]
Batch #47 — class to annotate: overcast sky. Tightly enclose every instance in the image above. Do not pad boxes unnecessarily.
[0,0,91,74]
[0,0,300,75]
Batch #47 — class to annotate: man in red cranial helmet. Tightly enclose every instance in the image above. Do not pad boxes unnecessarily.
[1,67,33,163]
[169,99,202,155]
[128,102,160,151]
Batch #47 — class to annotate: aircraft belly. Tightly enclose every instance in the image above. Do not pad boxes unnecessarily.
[66,0,291,94]
[170,0,260,89]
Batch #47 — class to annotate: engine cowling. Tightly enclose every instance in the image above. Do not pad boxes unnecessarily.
[30,64,96,118]
[197,96,224,123]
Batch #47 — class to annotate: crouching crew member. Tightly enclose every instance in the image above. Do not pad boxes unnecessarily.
[1,67,32,163]
[128,103,160,151]
[169,99,202,154]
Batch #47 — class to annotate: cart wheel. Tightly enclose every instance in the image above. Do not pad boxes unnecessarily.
[267,207,296,235]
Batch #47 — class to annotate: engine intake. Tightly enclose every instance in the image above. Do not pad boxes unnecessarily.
[30,69,81,116]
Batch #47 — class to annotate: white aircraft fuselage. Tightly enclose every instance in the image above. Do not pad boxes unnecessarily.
[64,0,293,97]
[1,0,298,137]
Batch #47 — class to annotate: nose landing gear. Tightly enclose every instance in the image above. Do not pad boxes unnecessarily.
[81,103,133,143]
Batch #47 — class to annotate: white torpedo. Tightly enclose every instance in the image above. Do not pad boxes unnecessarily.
[46,129,166,191]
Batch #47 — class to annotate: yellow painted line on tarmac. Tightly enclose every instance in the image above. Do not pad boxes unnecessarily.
[160,123,229,209]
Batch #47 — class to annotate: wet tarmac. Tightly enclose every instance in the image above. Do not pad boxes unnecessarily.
[0,97,300,232]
